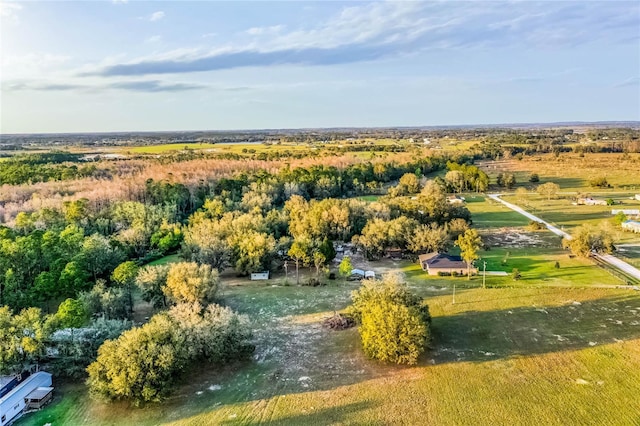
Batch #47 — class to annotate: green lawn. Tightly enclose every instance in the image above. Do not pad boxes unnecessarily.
[147,254,182,266]
[20,276,640,425]
[464,195,530,229]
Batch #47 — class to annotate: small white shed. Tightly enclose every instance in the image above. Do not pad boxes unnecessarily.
[364,270,376,279]
[1,372,52,425]
[350,269,365,277]
[250,271,269,280]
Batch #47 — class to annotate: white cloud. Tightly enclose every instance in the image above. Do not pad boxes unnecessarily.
[246,25,284,36]
[112,0,128,4]
[0,1,23,23]
[1,53,71,79]
[149,11,165,22]
[145,35,162,44]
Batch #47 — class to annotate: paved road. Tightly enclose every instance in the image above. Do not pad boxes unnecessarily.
[488,193,640,281]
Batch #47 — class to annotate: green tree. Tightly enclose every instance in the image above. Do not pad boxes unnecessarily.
[350,275,430,365]
[288,237,311,285]
[313,251,326,277]
[87,314,185,405]
[111,261,139,314]
[164,262,219,305]
[613,211,628,226]
[536,182,560,201]
[408,224,449,253]
[339,256,353,278]
[55,298,89,328]
[318,237,336,263]
[455,229,482,279]
[79,234,125,281]
[136,265,170,308]
[0,306,50,374]
[87,303,253,404]
[562,224,615,257]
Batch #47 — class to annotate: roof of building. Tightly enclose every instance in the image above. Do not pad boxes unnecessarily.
[25,387,53,401]
[421,253,471,269]
[418,253,439,263]
[0,371,52,406]
[623,220,640,226]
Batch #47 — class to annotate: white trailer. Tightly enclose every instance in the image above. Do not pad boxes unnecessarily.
[0,372,52,426]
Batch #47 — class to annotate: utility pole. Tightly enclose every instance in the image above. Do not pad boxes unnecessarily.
[483,261,487,289]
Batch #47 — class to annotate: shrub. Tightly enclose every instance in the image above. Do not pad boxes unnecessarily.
[512,268,522,280]
[350,275,430,365]
[164,262,219,305]
[589,176,609,188]
[87,303,252,405]
[437,271,451,276]
[529,173,540,183]
[323,313,356,330]
[527,220,546,231]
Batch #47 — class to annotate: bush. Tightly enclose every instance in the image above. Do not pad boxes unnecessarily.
[349,275,430,365]
[437,271,451,277]
[164,262,219,305]
[512,268,522,280]
[589,176,610,188]
[529,173,540,183]
[323,313,356,330]
[87,303,253,405]
[527,220,546,231]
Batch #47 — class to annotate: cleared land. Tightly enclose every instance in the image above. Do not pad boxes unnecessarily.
[21,277,640,425]
[478,153,640,192]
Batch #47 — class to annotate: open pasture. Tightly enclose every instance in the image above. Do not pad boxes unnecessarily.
[20,277,640,425]
[478,153,640,192]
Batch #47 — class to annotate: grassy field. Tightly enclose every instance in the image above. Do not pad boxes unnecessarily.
[148,254,182,266]
[21,276,640,425]
[464,195,530,229]
[478,153,640,192]
[122,142,313,155]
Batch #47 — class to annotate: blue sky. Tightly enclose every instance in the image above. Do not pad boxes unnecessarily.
[1,1,639,133]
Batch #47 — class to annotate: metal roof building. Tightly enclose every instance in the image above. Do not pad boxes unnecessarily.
[0,372,53,426]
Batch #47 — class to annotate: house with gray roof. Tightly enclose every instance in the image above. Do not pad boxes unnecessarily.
[418,253,477,276]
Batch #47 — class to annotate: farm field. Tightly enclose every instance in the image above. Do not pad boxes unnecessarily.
[20,276,640,426]
[478,153,640,192]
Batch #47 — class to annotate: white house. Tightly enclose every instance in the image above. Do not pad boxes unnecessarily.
[578,197,607,206]
[447,195,465,204]
[622,220,640,233]
[612,209,640,216]
[1,372,53,426]
[250,271,269,280]
[635,194,640,201]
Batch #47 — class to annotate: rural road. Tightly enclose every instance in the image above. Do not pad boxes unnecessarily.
[488,193,640,281]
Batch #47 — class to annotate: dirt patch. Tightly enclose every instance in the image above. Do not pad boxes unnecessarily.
[483,228,555,248]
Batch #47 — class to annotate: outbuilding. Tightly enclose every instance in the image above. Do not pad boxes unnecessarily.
[622,220,640,233]
[250,271,269,280]
[1,371,53,425]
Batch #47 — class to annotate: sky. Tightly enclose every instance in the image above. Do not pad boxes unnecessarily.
[1,1,639,134]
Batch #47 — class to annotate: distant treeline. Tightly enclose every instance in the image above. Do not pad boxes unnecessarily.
[0,152,99,185]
